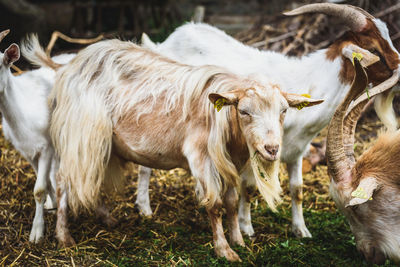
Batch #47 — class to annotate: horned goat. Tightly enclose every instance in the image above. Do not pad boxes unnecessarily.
[30,37,323,261]
[328,57,400,264]
[139,3,400,238]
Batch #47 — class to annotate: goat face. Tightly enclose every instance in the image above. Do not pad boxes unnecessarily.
[336,19,400,85]
[209,84,323,161]
[287,4,400,85]
[331,177,400,265]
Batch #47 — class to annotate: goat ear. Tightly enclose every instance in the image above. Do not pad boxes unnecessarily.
[346,177,379,207]
[3,43,20,66]
[284,93,324,110]
[342,44,380,68]
[209,91,239,111]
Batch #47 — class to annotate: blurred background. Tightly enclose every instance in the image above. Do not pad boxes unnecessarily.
[1,0,399,56]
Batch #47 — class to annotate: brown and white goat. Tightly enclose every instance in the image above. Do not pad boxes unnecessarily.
[328,58,400,264]
[29,39,323,261]
[139,3,400,239]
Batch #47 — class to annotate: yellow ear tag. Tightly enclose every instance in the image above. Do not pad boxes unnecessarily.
[352,52,364,65]
[351,187,373,200]
[296,94,311,110]
[214,98,226,112]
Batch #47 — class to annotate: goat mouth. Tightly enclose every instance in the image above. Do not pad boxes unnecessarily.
[256,149,279,162]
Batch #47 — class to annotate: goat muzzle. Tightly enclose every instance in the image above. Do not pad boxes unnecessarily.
[361,245,386,265]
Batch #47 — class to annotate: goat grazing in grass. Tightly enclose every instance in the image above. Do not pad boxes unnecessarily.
[0,30,75,243]
[29,37,322,261]
[327,58,400,264]
[140,3,400,238]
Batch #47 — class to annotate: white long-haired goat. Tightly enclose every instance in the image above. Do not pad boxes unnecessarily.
[27,36,323,261]
[0,30,74,243]
[139,3,400,238]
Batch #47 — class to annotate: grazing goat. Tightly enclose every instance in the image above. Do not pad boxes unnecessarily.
[139,3,400,238]
[0,30,74,243]
[327,58,400,264]
[31,37,322,261]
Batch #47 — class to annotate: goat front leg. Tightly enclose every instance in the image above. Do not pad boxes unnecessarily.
[224,185,245,247]
[29,149,52,243]
[135,165,153,216]
[55,179,75,248]
[185,146,240,262]
[207,201,241,262]
[238,163,256,238]
[288,157,311,238]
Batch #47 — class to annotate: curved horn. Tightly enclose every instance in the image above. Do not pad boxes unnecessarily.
[0,29,10,43]
[346,69,400,115]
[326,59,368,183]
[284,4,371,32]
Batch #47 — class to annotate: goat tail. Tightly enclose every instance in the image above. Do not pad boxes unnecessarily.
[49,78,123,215]
[21,34,62,70]
[140,33,157,50]
[374,89,398,132]
[249,150,282,212]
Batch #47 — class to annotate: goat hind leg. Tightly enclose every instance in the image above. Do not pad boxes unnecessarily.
[135,165,153,216]
[96,201,117,227]
[55,179,75,248]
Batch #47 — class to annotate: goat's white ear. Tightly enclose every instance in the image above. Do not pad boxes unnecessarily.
[284,93,324,110]
[342,44,380,68]
[3,43,20,66]
[346,177,379,207]
[141,33,157,50]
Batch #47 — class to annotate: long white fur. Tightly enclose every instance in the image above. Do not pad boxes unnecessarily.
[139,21,400,238]
[1,38,74,243]
[43,38,285,215]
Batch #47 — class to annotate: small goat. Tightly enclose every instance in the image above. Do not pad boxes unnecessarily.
[140,3,400,238]
[30,37,322,261]
[0,30,74,243]
[327,58,400,264]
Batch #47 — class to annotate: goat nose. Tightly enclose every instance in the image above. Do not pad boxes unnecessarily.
[264,145,279,157]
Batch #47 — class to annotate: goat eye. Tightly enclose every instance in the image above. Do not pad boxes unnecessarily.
[370,49,380,56]
[281,108,287,114]
[239,109,250,116]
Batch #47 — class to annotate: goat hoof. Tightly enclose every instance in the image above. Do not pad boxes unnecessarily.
[57,235,76,248]
[239,220,255,238]
[44,194,57,210]
[292,224,312,238]
[102,215,118,228]
[230,234,245,247]
[134,201,153,217]
[216,246,241,262]
[29,226,44,244]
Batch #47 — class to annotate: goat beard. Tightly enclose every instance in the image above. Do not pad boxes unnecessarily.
[248,148,282,212]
